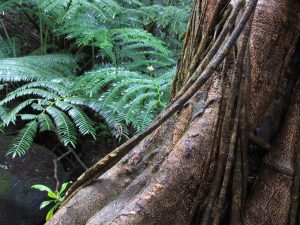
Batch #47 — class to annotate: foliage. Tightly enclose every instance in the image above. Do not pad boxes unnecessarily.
[0,54,174,157]
[0,0,190,157]
[32,182,72,221]
[77,66,174,131]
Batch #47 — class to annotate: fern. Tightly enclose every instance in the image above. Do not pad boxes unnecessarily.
[0,0,19,12]
[46,106,77,147]
[0,63,174,156]
[75,67,174,131]
[0,54,77,82]
[37,113,55,132]
[7,120,38,158]
[55,101,96,139]
[0,0,188,157]
[1,99,37,125]
[2,0,187,71]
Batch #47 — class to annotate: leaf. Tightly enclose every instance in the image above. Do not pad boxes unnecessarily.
[55,102,96,139]
[59,181,71,195]
[46,106,77,147]
[40,200,54,209]
[7,120,38,158]
[38,113,55,132]
[32,184,53,193]
[46,207,55,221]
[0,54,77,82]
[48,191,57,199]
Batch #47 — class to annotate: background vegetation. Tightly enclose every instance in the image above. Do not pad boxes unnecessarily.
[0,0,190,164]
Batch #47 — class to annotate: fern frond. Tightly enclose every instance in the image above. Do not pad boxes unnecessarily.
[7,120,38,158]
[1,99,37,125]
[0,54,77,82]
[19,114,37,121]
[15,81,71,96]
[64,96,119,132]
[0,0,18,12]
[55,101,96,138]
[0,105,8,118]
[1,88,59,105]
[37,113,55,132]
[46,106,77,147]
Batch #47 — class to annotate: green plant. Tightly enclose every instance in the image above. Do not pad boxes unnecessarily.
[76,67,174,131]
[32,181,72,221]
[0,55,174,157]
[1,0,189,65]
[0,0,189,157]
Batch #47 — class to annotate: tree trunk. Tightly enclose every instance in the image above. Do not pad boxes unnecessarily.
[47,0,300,224]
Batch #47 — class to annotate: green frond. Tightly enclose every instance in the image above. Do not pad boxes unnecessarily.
[0,105,8,118]
[120,0,141,6]
[1,99,37,125]
[46,106,77,147]
[1,88,59,105]
[64,96,119,133]
[36,0,68,18]
[37,113,55,132]
[7,120,38,158]
[19,114,37,121]
[15,81,71,96]
[55,101,96,138]
[0,54,77,82]
[31,99,52,111]
[123,92,158,129]
[74,66,174,132]
[0,0,18,12]
[133,5,190,37]
[111,28,173,69]
[75,67,142,96]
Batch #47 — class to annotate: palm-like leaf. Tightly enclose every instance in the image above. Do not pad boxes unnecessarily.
[46,106,77,147]
[7,120,38,158]
[55,101,96,138]
[38,113,55,132]
[0,54,77,82]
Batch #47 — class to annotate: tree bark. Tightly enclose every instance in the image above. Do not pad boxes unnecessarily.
[47,0,300,224]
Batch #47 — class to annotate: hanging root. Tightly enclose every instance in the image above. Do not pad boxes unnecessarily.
[173,0,244,102]
[197,6,255,224]
[188,0,232,75]
[231,138,243,225]
[240,45,251,213]
[212,85,242,225]
[288,99,300,225]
